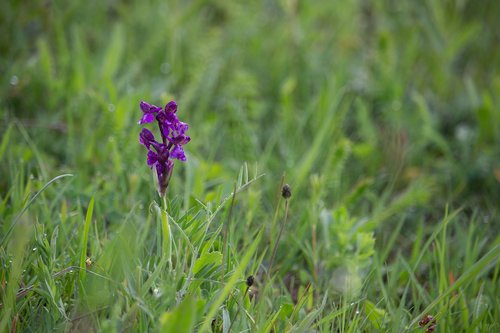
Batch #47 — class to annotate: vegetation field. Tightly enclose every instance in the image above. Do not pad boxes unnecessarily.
[1,0,499,332]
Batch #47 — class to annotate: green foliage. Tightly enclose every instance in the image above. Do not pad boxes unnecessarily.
[1,0,500,331]
[364,300,388,331]
[160,295,204,333]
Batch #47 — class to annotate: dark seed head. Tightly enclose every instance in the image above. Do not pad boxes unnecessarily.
[419,315,436,328]
[246,275,254,287]
[281,184,292,199]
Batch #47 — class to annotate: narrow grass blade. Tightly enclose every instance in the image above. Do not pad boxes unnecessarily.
[1,173,74,247]
[0,221,31,332]
[79,196,95,281]
[409,243,500,329]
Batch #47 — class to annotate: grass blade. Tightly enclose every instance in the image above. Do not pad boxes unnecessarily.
[79,196,95,281]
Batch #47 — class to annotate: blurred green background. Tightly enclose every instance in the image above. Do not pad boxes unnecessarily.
[2,0,499,210]
[1,0,500,331]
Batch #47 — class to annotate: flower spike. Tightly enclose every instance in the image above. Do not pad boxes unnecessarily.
[138,99,190,197]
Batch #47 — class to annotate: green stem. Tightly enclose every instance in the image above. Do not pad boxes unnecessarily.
[268,198,289,277]
[227,286,250,332]
[161,196,172,267]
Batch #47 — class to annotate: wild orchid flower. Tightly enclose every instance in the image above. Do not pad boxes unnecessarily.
[138,100,190,197]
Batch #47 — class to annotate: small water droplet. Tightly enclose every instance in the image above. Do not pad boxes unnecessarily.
[355,310,360,315]
[10,75,19,85]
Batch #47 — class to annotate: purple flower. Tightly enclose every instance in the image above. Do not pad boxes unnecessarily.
[165,100,177,113]
[138,101,163,124]
[138,100,190,197]
[139,128,156,149]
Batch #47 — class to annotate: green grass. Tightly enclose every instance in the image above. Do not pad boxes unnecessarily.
[1,0,500,331]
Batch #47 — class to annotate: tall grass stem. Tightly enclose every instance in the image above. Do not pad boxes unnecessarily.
[161,196,172,268]
[268,198,289,277]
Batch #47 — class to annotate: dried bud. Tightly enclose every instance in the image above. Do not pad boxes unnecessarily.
[281,184,292,199]
[246,275,254,287]
[248,287,258,302]
[85,257,93,269]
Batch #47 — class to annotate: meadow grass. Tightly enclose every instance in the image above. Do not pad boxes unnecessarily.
[1,0,499,332]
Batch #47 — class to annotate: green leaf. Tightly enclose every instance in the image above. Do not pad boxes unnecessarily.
[193,251,222,275]
[278,303,294,320]
[160,295,202,333]
[364,300,387,330]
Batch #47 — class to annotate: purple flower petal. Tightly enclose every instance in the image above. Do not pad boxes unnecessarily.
[176,121,189,135]
[138,113,156,124]
[156,110,179,128]
[160,124,170,139]
[147,150,158,167]
[170,145,186,161]
[165,111,179,125]
[140,101,162,114]
[168,134,190,145]
[155,162,165,174]
[165,100,177,113]
[139,128,156,148]
[156,144,169,162]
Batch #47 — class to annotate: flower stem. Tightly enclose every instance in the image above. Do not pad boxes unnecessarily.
[161,196,172,267]
[269,174,285,245]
